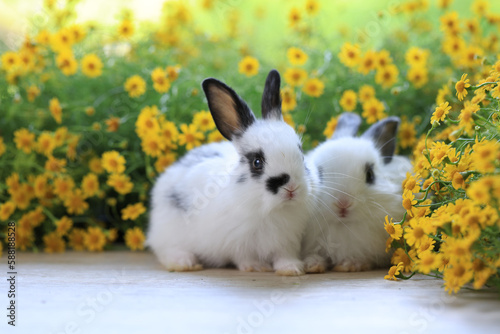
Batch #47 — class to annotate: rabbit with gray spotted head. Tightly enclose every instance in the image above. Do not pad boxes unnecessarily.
[147,70,311,276]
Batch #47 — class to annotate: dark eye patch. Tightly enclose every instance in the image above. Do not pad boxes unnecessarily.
[244,149,266,178]
[266,173,290,194]
[365,163,375,185]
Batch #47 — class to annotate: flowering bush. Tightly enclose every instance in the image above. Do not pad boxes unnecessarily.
[0,0,499,294]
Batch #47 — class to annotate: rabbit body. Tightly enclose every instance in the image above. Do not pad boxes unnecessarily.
[303,114,412,272]
[147,70,309,275]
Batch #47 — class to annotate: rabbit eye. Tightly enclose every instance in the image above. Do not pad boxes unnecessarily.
[252,157,263,170]
[365,163,375,185]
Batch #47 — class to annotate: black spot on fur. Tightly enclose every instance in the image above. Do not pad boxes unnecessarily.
[266,173,290,194]
[244,149,266,178]
[237,174,247,184]
[365,163,375,185]
[168,191,188,212]
[317,166,324,184]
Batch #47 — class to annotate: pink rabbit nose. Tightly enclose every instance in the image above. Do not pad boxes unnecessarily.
[335,198,352,218]
[284,184,298,200]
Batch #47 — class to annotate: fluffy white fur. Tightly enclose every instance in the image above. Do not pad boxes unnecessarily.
[303,136,412,272]
[147,120,310,276]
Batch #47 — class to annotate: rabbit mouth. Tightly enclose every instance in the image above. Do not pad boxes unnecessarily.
[283,186,299,201]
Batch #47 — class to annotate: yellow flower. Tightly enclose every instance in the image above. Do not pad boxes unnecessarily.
[405,47,429,67]
[136,105,161,139]
[460,45,484,68]
[287,47,308,66]
[166,65,181,81]
[238,56,259,77]
[84,227,107,252]
[124,227,146,251]
[27,85,41,102]
[49,98,63,124]
[339,90,357,111]
[64,189,89,215]
[402,190,418,217]
[151,67,171,93]
[416,252,441,274]
[68,24,86,43]
[375,64,399,88]
[338,42,361,68]
[323,116,338,138]
[284,68,308,87]
[455,74,471,101]
[118,19,134,39]
[178,124,205,150]
[36,132,56,156]
[89,157,104,174]
[105,116,121,132]
[376,49,393,68]
[305,0,320,15]
[56,50,78,76]
[193,110,216,132]
[471,139,499,173]
[141,132,166,157]
[81,173,99,198]
[288,7,302,27]
[458,102,479,135]
[0,201,16,221]
[283,112,295,128]
[107,173,134,195]
[50,28,74,52]
[384,262,404,281]
[384,216,403,240]
[155,153,177,173]
[430,101,451,124]
[14,128,35,154]
[159,118,179,147]
[85,106,95,116]
[68,228,86,251]
[391,248,416,273]
[302,78,325,97]
[81,53,103,78]
[405,217,432,248]
[362,98,386,124]
[407,66,428,89]
[121,203,147,220]
[124,75,146,98]
[101,151,126,174]
[358,50,377,75]
[1,51,20,71]
[430,141,451,166]
[43,232,65,253]
[45,155,67,173]
[443,262,473,294]
[440,11,460,34]
[358,85,376,102]
[0,137,5,157]
[281,86,297,112]
[55,216,73,236]
[471,258,495,290]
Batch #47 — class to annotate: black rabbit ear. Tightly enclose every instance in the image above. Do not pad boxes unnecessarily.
[361,116,400,164]
[331,112,362,139]
[202,78,256,141]
[261,69,282,120]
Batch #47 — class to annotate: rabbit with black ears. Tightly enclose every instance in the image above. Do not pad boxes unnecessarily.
[303,113,412,273]
[147,70,310,276]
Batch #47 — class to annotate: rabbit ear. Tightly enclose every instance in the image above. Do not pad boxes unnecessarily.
[202,78,256,140]
[261,69,282,120]
[362,116,400,164]
[331,112,362,139]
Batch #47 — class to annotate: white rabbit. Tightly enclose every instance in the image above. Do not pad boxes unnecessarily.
[302,113,412,272]
[147,70,310,276]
